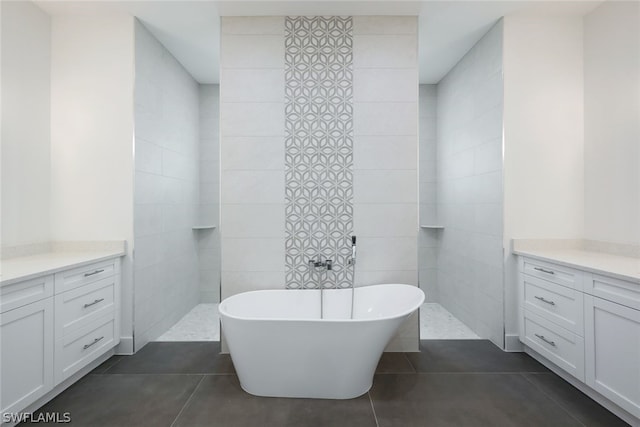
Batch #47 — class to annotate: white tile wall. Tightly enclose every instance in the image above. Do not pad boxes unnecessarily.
[220,17,286,300]
[220,35,285,68]
[220,102,285,136]
[353,102,418,136]
[198,84,220,304]
[353,69,418,103]
[221,171,285,204]
[353,16,418,35]
[353,18,419,351]
[353,170,418,204]
[220,69,284,103]
[219,16,419,352]
[133,21,201,350]
[221,137,284,170]
[435,21,504,347]
[353,136,417,170]
[353,35,417,68]
[221,16,284,36]
[354,204,417,237]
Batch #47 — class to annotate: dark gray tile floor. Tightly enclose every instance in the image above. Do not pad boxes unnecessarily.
[22,340,630,427]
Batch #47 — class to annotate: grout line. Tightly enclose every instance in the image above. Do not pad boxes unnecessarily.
[402,353,417,373]
[404,353,418,372]
[520,373,588,427]
[412,371,552,375]
[368,391,380,427]
[170,375,206,427]
[101,356,126,374]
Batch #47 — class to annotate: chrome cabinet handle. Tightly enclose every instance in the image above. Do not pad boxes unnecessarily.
[534,267,555,275]
[83,336,104,350]
[534,296,556,306]
[534,333,556,347]
[84,269,105,277]
[83,298,105,308]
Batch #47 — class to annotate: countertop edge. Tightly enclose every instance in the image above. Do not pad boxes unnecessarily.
[513,249,640,285]
[0,250,126,287]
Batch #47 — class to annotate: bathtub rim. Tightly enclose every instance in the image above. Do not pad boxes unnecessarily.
[218,283,425,324]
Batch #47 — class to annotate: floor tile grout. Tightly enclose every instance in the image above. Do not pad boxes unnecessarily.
[519,373,590,427]
[402,352,417,373]
[169,375,206,427]
[378,371,552,375]
[367,391,380,427]
[95,372,236,376]
[100,356,125,374]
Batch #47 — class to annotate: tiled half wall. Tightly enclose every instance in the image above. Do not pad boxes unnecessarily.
[220,16,418,351]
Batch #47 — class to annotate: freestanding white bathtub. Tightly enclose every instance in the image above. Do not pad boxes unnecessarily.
[219,284,425,399]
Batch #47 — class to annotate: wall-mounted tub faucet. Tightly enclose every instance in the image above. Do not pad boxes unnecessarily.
[309,257,332,271]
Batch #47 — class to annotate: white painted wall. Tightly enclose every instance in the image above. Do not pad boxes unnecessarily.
[502,15,585,339]
[1,1,51,250]
[436,21,505,347]
[50,13,135,352]
[133,20,200,349]
[584,1,640,246]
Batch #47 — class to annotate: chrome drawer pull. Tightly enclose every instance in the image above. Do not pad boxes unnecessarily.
[83,298,105,308]
[83,336,104,350]
[534,296,556,306]
[534,267,555,275]
[534,333,556,347]
[84,269,105,277]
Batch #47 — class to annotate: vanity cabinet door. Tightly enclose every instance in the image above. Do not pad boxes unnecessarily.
[0,298,54,417]
[584,294,640,418]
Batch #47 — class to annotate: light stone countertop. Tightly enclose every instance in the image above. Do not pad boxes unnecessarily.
[513,243,640,284]
[1,242,126,287]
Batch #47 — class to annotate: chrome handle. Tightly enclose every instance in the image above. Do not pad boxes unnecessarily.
[534,333,556,347]
[83,336,104,350]
[534,267,555,275]
[84,269,105,277]
[534,296,556,306]
[83,298,105,308]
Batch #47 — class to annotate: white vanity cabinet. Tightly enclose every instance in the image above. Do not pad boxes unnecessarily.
[0,254,122,421]
[0,297,54,417]
[584,278,640,419]
[519,258,585,381]
[518,254,640,421]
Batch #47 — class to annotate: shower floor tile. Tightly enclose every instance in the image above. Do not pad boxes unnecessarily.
[419,303,480,339]
[156,303,220,342]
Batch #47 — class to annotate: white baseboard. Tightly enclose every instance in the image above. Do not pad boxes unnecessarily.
[504,334,524,352]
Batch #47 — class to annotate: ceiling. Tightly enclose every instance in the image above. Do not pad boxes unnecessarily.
[37,0,603,85]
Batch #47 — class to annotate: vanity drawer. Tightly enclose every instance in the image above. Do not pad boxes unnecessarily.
[0,275,53,313]
[522,258,583,290]
[55,277,116,336]
[54,314,116,383]
[521,274,583,336]
[522,310,585,381]
[585,274,640,311]
[55,259,117,294]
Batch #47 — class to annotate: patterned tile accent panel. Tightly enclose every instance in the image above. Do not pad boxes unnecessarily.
[284,16,354,289]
